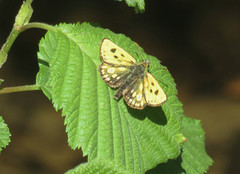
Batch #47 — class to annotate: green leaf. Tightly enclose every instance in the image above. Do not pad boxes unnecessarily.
[147,117,213,174]
[0,116,11,154]
[181,117,213,173]
[36,32,53,100]
[14,0,33,27]
[117,0,145,13]
[37,22,184,173]
[65,158,133,174]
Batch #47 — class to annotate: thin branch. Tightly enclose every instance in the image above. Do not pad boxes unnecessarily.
[0,84,40,94]
[18,22,56,32]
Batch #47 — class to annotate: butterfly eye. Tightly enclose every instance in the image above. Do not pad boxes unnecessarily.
[145,59,151,64]
[142,59,150,69]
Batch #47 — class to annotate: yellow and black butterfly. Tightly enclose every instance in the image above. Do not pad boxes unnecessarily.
[99,38,167,109]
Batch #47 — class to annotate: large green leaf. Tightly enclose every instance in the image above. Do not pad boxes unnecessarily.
[65,158,133,174]
[0,116,11,154]
[37,23,185,173]
[147,116,213,174]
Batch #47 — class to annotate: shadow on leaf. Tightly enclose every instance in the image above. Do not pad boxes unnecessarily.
[146,155,185,174]
[38,58,49,67]
[126,104,167,126]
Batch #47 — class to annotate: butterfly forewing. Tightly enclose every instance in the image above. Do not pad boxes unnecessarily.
[144,73,167,106]
[99,62,132,88]
[100,38,137,66]
[123,78,146,109]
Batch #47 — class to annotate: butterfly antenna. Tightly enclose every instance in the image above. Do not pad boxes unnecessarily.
[134,41,146,62]
[135,41,169,71]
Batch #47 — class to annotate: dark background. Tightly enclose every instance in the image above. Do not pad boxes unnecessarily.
[0,0,240,173]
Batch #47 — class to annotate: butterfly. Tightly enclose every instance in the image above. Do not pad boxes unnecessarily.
[99,38,167,109]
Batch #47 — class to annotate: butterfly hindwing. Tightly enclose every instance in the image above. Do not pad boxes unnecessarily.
[100,38,137,66]
[123,78,147,109]
[144,73,167,106]
[99,62,132,88]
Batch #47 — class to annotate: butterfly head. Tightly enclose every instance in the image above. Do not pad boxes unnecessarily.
[141,59,151,69]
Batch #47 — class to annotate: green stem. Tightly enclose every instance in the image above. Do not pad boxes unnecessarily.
[0,84,40,94]
[0,28,20,55]
[0,0,55,67]
[18,22,56,32]
[0,22,55,67]
[1,22,55,60]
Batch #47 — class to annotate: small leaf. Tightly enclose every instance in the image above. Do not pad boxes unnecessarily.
[181,117,213,173]
[0,116,11,154]
[117,0,145,13]
[147,117,213,174]
[14,0,33,27]
[37,23,185,173]
[65,159,133,174]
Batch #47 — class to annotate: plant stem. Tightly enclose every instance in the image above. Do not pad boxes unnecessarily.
[1,28,20,56]
[0,84,40,95]
[0,0,55,68]
[18,22,56,32]
[0,22,55,68]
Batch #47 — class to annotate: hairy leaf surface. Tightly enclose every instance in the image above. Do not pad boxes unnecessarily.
[37,23,186,173]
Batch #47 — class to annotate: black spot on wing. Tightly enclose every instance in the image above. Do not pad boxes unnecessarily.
[154,90,159,95]
[111,48,116,53]
[114,55,118,59]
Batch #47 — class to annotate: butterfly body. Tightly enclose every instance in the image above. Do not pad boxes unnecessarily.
[99,38,167,109]
[114,61,148,100]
